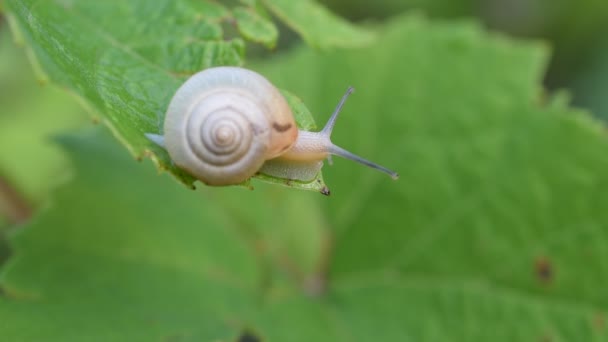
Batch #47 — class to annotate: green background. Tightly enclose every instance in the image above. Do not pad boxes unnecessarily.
[1,0,608,341]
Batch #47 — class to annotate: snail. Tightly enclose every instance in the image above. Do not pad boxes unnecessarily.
[146,66,398,189]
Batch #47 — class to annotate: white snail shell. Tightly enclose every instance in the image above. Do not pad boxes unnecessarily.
[163,67,298,185]
[149,66,398,188]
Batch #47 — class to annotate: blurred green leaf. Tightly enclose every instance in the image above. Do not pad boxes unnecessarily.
[256,15,608,340]
[322,0,476,21]
[0,24,84,223]
[572,39,608,120]
[0,129,260,341]
[261,0,375,49]
[3,14,608,341]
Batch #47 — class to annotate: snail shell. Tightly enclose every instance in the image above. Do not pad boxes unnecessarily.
[163,67,298,185]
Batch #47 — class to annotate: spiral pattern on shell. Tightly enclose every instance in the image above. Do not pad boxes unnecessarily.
[163,67,297,185]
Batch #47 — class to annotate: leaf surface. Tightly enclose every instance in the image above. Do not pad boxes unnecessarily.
[3,13,608,342]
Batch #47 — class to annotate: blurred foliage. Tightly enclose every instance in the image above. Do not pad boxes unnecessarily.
[260,0,375,49]
[321,0,608,117]
[322,0,473,19]
[3,5,608,339]
[0,22,85,227]
[572,39,608,121]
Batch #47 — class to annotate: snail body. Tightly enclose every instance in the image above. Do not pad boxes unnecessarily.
[146,66,398,188]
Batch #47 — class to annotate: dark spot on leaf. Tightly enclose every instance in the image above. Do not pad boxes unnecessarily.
[320,186,331,196]
[303,275,326,297]
[593,313,605,331]
[272,122,292,132]
[163,334,186,342]
[0,175,33,225]
[0,230,13,281]
[539,334,553,342]
[237,331,261,342]
[535,257,553,284]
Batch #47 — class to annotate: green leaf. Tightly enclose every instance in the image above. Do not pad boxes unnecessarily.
[233,6,278,48]
[4,0,330,192]
[0,24,84,216]
[4,13,608,341]
[254,15,608,340]
[261,0,375,49]
[0,129,260,341]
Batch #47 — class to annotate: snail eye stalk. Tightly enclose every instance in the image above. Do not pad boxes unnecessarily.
[321,87,399,180]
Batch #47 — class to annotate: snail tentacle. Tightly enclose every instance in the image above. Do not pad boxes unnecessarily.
[145,133,166,149]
